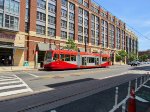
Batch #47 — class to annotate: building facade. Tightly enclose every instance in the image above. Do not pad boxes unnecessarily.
[126,29,138,56]
[0,0,138,66]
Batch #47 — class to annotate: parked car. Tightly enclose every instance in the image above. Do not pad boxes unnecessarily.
[130,61,140,66]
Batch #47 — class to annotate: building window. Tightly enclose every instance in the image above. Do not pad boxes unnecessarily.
[84,1,88,7]
[91,22,95,29]
[61,31,67,39]
[5,0,20,14]
[91,6,94,11]
[78,26,83,33]
[61,9,67,18]
[91,30,95,37]
[69,2,74,11]
[26,0,29,7]
[37,0,46,9]
[36,25,45,35]
[84,10,88,18]
[95,8,99,14]
[5,15,19,30]
[25,22,29,33]
[78,35,83,43]
[96,17,99,23]
[69,33,74,40]
[25,8,29,20]
[69,12,74,21]
[84,28,88,35]
[48,28,55,37]
[61,20,67,28]
[84,19,88,26]
[96,24,99,30]
[78,16,83,24]
[96,32,99,38]
[48,3,56,13]
[0,0,4,10]
[69,22,74,30]
[78,7,83,14]
[62,0,67,7]
[37,12,46,22]
[91,38,95,45]
[48,16,56,25]
[78,0,83,4]
[91,14,95,21]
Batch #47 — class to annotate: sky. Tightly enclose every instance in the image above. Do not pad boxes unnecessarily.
[95,0,150,51]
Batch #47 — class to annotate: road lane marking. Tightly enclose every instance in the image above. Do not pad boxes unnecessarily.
[23,72,39,78]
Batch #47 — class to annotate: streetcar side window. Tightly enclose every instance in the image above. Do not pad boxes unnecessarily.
[45,52,52,60]
[102,57,107,61]
[53,54,59,61]
[71,55,76,61]
[60,54,65,61]
[65,55,70,61]
[45,52,52,62]
[89,57,95,63]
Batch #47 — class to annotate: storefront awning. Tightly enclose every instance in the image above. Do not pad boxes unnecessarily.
[37,43,50,51]
[0,45,27,50]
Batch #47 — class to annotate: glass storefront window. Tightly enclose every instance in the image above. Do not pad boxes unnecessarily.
[0,13,3,27]
[0,0,4,10]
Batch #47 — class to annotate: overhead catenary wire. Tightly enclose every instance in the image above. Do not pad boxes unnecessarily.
[92,0,150,41]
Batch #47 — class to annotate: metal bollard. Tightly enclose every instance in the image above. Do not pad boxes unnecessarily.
[135,78,137,91]
[140,76,143,85]
[114,87,119,107]
[122,102,126,112]
[128,81,131,96]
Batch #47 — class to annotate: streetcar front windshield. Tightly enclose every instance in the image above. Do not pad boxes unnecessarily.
[45,51,52,62]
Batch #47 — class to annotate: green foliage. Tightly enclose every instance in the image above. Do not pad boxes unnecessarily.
[116,50,127,61]
[139,54,149,62]
[63,39,78,51]
[128,53,137,62]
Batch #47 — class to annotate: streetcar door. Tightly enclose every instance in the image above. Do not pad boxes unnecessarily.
[82,57,87,66]
[95,58,99,65]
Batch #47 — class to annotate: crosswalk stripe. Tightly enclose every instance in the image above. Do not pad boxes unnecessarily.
[0,74,33,97]
[0,78,19,82]
[0,88,32,97]
[0,80,21,85]
[0,75,17,78]
[0,84,27,90]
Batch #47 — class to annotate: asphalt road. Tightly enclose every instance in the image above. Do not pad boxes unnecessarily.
[0,65,149,112]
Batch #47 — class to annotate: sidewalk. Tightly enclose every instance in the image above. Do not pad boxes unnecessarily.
[0,66,38,72]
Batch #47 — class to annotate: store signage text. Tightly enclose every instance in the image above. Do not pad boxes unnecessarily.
[0,33,15,40]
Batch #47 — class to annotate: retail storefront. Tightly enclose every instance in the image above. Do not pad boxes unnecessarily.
[0,32,26,66]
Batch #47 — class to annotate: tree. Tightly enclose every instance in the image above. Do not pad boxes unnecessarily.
[128,53,137,62]
[63,39,78,51]
[116,50,127,61]
[139,54,148,62]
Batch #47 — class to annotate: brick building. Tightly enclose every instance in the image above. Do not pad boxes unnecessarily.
[0,0,138,66]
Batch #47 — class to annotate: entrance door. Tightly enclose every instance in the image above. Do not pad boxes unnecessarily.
[0,48,13,66]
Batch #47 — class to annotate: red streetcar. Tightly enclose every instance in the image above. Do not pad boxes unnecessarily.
[44,50,111,70]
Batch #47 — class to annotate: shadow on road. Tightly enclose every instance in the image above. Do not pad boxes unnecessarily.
[131,66,150,71]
